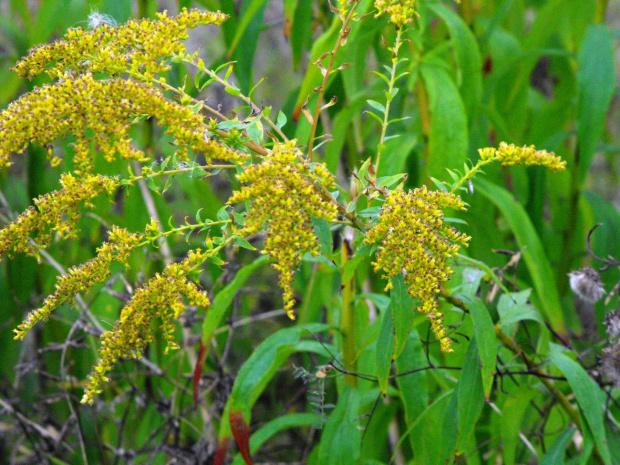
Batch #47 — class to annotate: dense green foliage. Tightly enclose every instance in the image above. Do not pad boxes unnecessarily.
[0,0,619,464]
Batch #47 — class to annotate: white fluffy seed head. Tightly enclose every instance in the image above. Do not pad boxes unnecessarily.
[568,267,605,303]
[87,9,117,30]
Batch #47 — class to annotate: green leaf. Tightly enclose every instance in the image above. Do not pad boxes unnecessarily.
[457,294,497,400]
[364,110,384,125]
[475,178,565,335]
[420,64,468,182]
[231,413,322,465]
[276,110,288,129]
[311,218,333,258]
[548,344,611,464]
[440,387,460,462]
[342,247,372,284]
[219,323,329,441]
[227,0,269,59]
[392,390,453,464]
[456,337,485,453]
[376,305,395,395]
[457,255,512,296]
[367,99,386,113]
[540,427,575,465]
[577,24,615,185]
[426,2,482,123]
[318,387,361,465]
[225,86,242,97]
[216,206,231,222]
[498,289,545,328]
[395,330,429,451]
[460,267,486,296]
[377,174,407,188]
[390,275,414,359]
[501,388,536,465]
[235,237,256,251]
[290,0,313,69]
[201,256,270,354]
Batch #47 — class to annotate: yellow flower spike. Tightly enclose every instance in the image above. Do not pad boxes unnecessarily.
[0,174,120,261]
[477,142,566,172]
[13,226,143,341]
[374,0,420,28]
[229,141,338,318]
[0,74,245,172]
[13,8,228,80]
[82,250,210,404]
[364,187,470,352]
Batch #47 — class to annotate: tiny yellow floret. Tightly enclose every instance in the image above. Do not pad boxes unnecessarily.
[364,187,470,352]
[229,141,338,318]
[13,9,228,80]
[82,250,210,404]
[479,142,566,172]
[374,0,419,28]
[0,174,119,260]
[13,226,143,340]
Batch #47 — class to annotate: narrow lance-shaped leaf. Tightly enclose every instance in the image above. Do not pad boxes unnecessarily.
[391,274,415,359]
[475,178,566,335]
[216,324,329,464]
[577,24,615,185]
[457,294,497,399]
[195,256,270,403]
[376,305,395,395]
[426,2,482,123]
[231,413,322,465]
[456,337,485,453]
[318,387,362,465]
[395,329,429,451]
[540,427,576,465]
[548,344,611,464]
[420,64,468,182]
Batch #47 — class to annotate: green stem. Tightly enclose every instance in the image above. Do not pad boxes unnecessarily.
[375,29,404,176]
[318,184,365,232]
[185,59,289,143]
[126,164,237,184]
[340,233,356,387]
[140,220,232,248]
[450,158,494,193]
[135,71,269,156]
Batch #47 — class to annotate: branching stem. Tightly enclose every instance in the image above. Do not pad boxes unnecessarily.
[124,164,237,184]
[307,1,362,161]
[375,28,404,176]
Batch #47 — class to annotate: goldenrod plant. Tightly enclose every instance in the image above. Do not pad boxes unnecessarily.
[0,1,617,464]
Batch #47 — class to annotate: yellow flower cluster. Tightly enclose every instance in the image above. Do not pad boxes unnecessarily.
[228,141,338,319]
[13,8,228,80]
[478,142,566,172]
[0,173,118,261]
[82,249,210,404]
[374,0,419,28]
[0,74,244,173]
[13,226,143,340]
[364,187,470,352]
